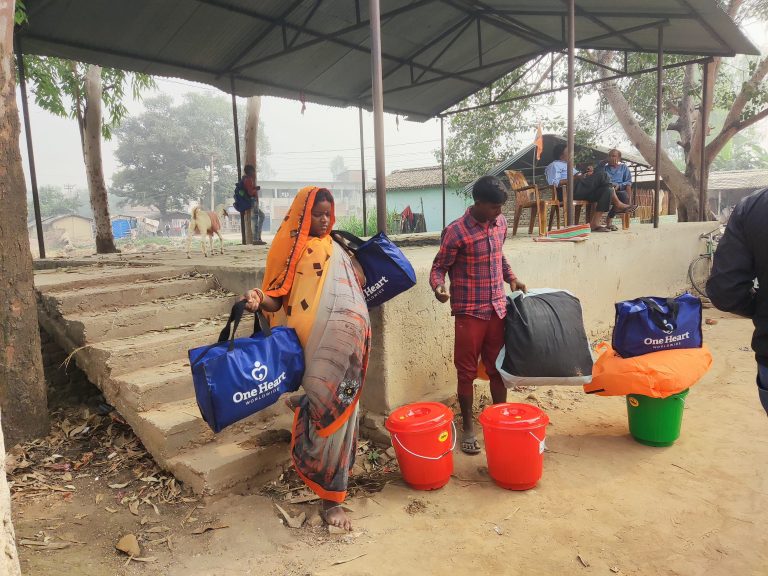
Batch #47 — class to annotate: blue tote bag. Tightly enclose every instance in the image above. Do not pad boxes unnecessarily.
[332,230,416,308]
[612,294,703,358]
[188,301,304,433]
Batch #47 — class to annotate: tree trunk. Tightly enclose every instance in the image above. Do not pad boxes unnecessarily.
[599,77,700,221]
[0,412,22,576]
[81,65,118,253]
[0,0,49,447]
[244,96,260,173]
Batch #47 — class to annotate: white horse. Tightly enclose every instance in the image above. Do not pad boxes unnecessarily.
[186,205,228,258]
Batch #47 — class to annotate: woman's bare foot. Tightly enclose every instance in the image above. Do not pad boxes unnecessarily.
[322,501,352,531]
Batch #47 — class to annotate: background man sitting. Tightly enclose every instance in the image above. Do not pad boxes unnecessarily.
[544,143,633,232]
[602,148,633,231]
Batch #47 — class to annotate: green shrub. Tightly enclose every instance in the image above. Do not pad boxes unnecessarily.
[335,209,401,237]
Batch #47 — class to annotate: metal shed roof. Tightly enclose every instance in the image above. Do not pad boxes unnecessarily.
[18,0,759,121]
[461,133,654,195]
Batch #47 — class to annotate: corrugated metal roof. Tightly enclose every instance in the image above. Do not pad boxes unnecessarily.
[18,0,758,120]
[27,214,93,228]
[709,169,768,191]
[381,166,444,191]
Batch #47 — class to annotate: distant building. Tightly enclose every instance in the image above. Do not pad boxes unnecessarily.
[256,178,365,232]
[28,214,94,247]
[708,169,768,217]
[367,166,470,232]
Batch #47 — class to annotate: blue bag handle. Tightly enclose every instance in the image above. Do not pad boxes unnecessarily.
[638,297,679,333]
[190,301,271,368]
[331,229,364,252]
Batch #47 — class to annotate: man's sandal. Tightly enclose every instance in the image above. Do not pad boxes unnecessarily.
[461,435,482,455]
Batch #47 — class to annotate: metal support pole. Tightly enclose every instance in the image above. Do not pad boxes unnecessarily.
[370,0,387,233]
[653,25,664,229]
[358,106,367,236]
[699,61,710,221]
[632,165,638,205]
[441,116,446,229]
[565,0,575,227]
[230,77,245,244]
[15,38,45,259]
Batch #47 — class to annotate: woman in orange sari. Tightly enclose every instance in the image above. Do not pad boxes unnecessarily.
[244,186,370,531]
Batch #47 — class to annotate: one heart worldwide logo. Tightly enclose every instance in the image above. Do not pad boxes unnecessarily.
[251,361,268,382]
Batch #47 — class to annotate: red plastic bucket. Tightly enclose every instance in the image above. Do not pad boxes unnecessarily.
[385,402,455,490]
[478,403,549,490]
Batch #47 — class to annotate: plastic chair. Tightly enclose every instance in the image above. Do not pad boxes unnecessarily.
[505,170,561,236]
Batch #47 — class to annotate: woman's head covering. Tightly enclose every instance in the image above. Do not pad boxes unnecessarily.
[262,186,335,298]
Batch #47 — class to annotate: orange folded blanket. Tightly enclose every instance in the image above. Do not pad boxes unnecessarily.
[584,342,712,398]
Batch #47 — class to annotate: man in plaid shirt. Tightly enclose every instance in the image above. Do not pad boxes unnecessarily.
[430,176,526,454]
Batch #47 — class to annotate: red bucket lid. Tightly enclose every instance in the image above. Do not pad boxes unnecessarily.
[385,402,454,435]
[478,403,549,431]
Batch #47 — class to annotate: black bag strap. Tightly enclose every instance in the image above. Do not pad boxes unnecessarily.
[639,297,679,332]
[190,301,271,368]
[331,230,363,253]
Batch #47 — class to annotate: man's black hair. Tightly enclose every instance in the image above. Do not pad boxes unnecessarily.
[244,164,256,176]
[472,175,508,204]
[552,143,567,160]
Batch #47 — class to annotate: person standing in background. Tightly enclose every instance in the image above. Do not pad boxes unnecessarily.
[241,164,266,245]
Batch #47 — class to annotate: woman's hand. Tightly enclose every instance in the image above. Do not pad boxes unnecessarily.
[243,288,263,313]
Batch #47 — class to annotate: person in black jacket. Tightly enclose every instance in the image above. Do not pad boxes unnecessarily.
[706,187,767,414]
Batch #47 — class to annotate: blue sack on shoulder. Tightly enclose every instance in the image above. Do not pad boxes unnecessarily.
[189,301,304,433]
[612,294,703,358]
[332,230,416,308]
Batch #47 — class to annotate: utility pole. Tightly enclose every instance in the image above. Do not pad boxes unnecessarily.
[64,184,75,213]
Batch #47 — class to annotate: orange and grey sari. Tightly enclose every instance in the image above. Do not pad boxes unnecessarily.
[263,186,370,502]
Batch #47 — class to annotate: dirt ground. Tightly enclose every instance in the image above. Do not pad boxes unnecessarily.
[10,308,767,576]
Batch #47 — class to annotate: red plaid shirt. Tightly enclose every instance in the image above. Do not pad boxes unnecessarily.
[430,209,516,319]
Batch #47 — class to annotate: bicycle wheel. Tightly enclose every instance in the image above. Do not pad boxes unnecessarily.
[688,255,712,298]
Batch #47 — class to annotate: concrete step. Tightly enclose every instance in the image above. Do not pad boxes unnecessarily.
[81,318,229,384]
[40,274,219,315]
[34,264,196,292]
[135,397,291,467]
[166,412,294,495]
[115,360,194,412]
[138,398,212,461]
[65,290,234,345]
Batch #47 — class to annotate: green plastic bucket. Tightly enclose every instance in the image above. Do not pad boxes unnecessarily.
[626,389,689,447]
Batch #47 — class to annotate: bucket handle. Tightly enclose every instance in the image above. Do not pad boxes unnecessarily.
[392,422,457,461]
[529,431,547,455]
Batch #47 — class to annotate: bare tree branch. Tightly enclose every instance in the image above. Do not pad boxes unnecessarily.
[706,56,768,162]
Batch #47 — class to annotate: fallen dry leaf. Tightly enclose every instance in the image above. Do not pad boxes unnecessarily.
[108,482,131,489]
[115,534,141,557]
[577,554,590,568]
[105,507,118,513]
[191,523,230,535]
[128,500,140,516]
[19,539,71,550]
[275,504,305,529]
[331,553,367,566]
